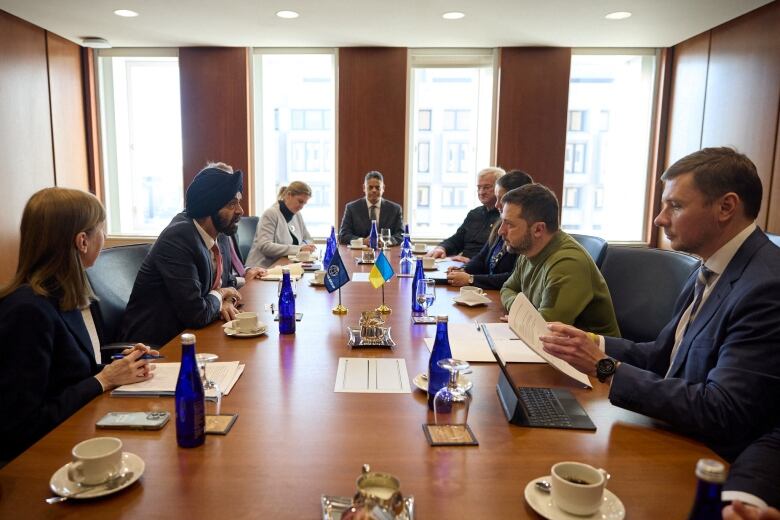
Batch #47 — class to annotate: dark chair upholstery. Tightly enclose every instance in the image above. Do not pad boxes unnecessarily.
[236,216,259,261]
[570,233,608,268]
[766,232,780,247]
[601,246,699,343]
[86,243,152,359]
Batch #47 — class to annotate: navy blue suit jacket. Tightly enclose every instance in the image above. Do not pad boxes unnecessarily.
[338,198,404,245]
[0,286,103,465]
[724,427,780,507]
[463,235,518,290]
[605,229,780,461]
[121,212,236,348]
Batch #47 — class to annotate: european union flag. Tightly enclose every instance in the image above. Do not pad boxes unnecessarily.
[369,251,395,289]
[324,248,350,293]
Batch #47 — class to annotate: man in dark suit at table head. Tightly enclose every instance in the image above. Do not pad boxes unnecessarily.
[338,170,404,246]
[121,163,261,347]
[540,147,780,462]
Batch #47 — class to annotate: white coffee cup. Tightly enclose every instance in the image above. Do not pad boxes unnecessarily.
[67,437,123,486]
[313,270,326,284]
[235,311,259,332]
[422,257,436,269]
[413,243,426,252]
[297,250,311,262]
[459,286,484,298]
[550,461,610,516]
[351,238,364,248]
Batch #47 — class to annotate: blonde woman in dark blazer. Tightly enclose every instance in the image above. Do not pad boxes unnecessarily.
[246,182,315,268]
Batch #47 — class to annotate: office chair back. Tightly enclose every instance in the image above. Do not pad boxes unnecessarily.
[86,243,152,345]
[236,216,259,261]
[570,233,608,268]
[601,246,699,343]
[766,232,780,247]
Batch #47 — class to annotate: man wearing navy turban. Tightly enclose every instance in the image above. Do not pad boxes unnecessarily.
[121,163,262,347]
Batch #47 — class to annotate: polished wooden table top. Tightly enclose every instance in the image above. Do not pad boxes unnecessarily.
[0,247,720,518]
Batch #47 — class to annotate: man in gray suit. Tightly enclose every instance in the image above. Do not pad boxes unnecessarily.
[338,171,404,246]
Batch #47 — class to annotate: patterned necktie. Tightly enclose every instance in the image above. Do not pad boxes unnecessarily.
[369,205,377,222]
[688,264,715,325]
[211,243,223,290]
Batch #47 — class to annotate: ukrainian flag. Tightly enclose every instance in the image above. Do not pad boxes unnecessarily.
[369,251,395,288]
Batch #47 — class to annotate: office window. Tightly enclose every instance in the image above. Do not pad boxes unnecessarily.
[407,50,495,238]
[253,51,336,237]
[97,52,183,236]
[563,187,581,209]
[561,51,658,242]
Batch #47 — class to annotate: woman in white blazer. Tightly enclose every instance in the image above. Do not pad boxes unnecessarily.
[245,182,316,267]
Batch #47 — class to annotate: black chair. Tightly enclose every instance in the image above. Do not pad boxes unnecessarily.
[570,233,608,268]
[600,246,699,343]
[766,232,780,247]
[86,243,152,360]
[236,216,259,261]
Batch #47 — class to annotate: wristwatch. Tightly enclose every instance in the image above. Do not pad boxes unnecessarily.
[596,357,618,383]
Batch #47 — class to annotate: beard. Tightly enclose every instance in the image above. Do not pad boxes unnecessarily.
[213,211,240,236]
[505,228,533,255]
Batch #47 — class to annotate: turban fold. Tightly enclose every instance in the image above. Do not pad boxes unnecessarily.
[185,167,243,218]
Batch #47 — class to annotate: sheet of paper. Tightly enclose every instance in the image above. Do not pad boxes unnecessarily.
[352,272,371,282]
[508,294,592,388]
[263,263,304,279]
[334,358,411,393]
[112,361,244,397]
[423,322,544,363]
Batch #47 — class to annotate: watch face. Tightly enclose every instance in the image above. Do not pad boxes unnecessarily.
[597,358,616,382]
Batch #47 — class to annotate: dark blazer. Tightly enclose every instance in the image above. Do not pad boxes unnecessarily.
[0,286,103,465]
[121,212,236,348]
[604,229,780,461]
[724,427,780,508]
[463,235,518,290]
[439,205,500,258]
[338,198,404,245]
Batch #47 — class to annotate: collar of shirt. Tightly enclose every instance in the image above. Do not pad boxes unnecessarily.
[365,198,382,210]
[703,222,757,279]
[192,218,216,250]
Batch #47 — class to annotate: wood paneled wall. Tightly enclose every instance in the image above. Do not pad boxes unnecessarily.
[666,1,780,232]
[179,48,252,211]
[337,48,407,222]
[496,48,572,200]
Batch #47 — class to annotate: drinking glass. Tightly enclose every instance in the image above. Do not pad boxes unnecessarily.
[415,278,436,317]
[380,228,392,249]
[433,358,471,426]
[199,358,222,416]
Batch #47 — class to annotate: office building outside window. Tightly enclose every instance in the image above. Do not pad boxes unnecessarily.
[252,51,336,237]
[407,50,495,239]
[97,51,183,236]
[561,51,658,242]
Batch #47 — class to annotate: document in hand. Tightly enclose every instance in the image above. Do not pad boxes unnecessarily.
[507,294,592,388]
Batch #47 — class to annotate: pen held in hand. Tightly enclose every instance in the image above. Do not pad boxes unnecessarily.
[111,354,165,361]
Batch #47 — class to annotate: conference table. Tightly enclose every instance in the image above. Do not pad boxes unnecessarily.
[0,246,722,518]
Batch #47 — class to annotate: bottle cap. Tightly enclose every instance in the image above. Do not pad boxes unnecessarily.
[181,333,196,345]
[695,458,726,483]
[436,315,448,323]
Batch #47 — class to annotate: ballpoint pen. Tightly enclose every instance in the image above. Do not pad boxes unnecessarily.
[111,354,165,360]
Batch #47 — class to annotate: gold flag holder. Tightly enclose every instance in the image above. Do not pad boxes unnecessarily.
[332,286,348,314]
[376,284,392,314]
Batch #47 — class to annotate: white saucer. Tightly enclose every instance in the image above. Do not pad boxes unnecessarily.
[349,245,364,250]
[309,280,326,287]
[50,452,144,499]
[412,373,473,392]
[452,295,490,307]
[524,476,625,520]
[223,320,268,337]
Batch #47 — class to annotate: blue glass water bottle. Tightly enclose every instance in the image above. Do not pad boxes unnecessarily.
[323,225,336,267]
[411,257,424,312]
[369,220,379,250]
[399,230,413,276]
[687,459,726,520]
[175,333,205,448]
[279,268,296,334]
[427,316,453,409]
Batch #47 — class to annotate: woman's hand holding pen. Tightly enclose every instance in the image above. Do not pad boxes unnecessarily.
[96,344,157,391]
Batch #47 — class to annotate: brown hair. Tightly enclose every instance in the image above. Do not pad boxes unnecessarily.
[0,187,105,311]
[277,181,312,200]
[501,183,560,232]
[662,147,762,219]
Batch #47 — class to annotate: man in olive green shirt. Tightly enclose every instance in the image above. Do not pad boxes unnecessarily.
[498,184,620,337]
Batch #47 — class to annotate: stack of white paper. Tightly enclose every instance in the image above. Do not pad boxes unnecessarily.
[262,263,304,280]
[423,322,544,363]
[111,361,245,398]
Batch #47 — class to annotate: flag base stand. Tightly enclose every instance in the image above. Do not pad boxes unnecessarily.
[375,304,392,315]
[332,304,348,315]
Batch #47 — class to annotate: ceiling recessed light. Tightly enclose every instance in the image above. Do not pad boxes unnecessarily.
[113,9,139,17]
[276,10,299,19]
[82,37,112,49]
[442,11,465,20]
[605,11,631,20]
